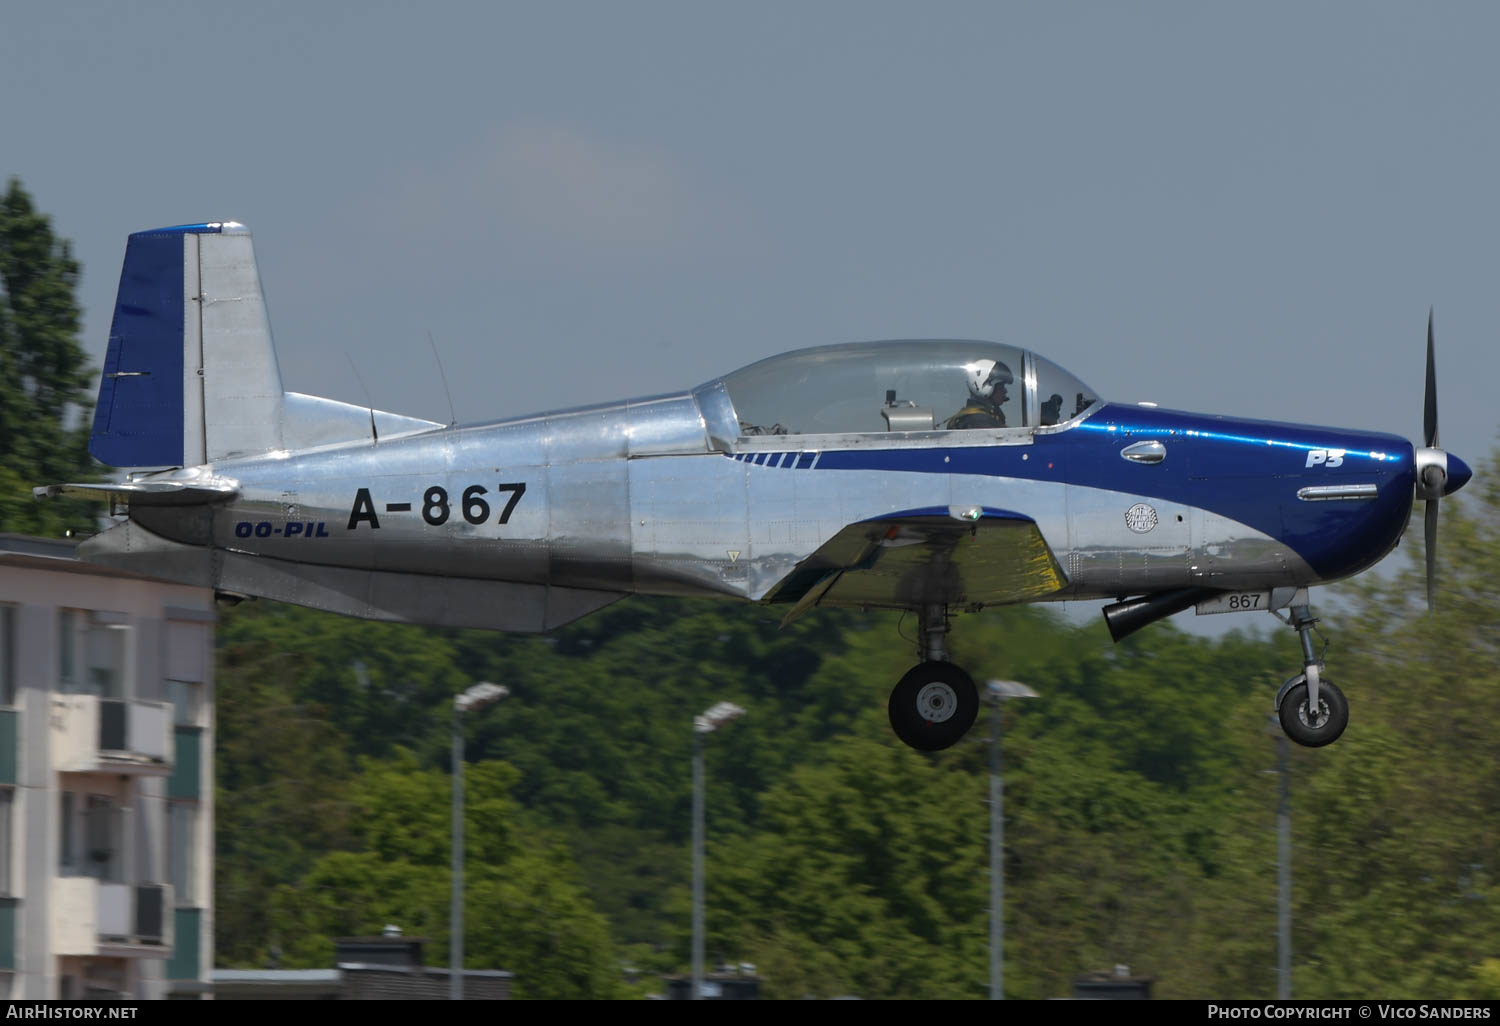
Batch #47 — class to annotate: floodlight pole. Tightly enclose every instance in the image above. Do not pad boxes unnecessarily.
[987,680,1037,1001]
[451,700,464,1000]
[692,701,745,1000]
[990,694,1004,1000]
[692,727,705,1000]
[452,682,507,1000]
[1277,726,1292,1000]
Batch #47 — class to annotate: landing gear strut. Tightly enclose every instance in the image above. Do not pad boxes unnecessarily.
[1274,603,1349,748]
[888,605,979,752]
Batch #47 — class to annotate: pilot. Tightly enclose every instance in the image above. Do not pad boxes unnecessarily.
[945,358,1013,429]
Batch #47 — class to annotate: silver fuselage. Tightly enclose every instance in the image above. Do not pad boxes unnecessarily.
[120,387,1416,632]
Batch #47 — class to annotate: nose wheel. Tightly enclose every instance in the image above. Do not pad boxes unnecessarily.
[1274,602,1349,747]
[1277,676,1348,747]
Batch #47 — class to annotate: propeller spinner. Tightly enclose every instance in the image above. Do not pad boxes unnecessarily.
[1412,310,1474,610]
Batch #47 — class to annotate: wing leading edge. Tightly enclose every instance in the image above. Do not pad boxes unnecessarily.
[764,506,1067,624]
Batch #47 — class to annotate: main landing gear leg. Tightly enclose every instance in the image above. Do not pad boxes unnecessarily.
[887,605,979,752]
[1274,603,1349,748]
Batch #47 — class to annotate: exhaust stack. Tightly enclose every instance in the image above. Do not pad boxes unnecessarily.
[1102,588,1221,643]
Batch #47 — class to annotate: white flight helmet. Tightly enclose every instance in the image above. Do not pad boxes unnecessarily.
[963,358,1013,400]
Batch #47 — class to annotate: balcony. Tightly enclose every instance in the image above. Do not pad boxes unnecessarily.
[51,695,172,776]
[53,878,173,957]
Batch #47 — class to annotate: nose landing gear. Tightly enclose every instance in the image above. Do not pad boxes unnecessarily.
[888,605,980,752]
[1274,602,1349,748]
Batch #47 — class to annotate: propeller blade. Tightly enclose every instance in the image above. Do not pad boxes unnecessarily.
[1425,308,1439,449]
[1425,497,1439,613]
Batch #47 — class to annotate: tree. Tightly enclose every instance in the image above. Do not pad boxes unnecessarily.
[214,635,358,967]
[0,178,97,534]
[266,748,625,998]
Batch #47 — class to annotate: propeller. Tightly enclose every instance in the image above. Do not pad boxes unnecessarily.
[1412,309,1474,611]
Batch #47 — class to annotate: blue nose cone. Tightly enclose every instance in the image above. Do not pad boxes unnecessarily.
[1444,453,1473,495]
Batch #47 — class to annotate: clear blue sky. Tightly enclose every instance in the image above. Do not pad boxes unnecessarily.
[5,1,1494,628]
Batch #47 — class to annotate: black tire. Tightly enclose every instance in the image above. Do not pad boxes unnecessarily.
[1278,677,1349,748]
[888,661,979,752]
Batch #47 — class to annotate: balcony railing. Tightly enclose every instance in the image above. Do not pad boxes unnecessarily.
[51,695,172,775]
[53,878,172,956]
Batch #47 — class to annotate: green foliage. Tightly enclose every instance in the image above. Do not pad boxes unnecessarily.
[215,633,357,966]
[0,178,97,534]
[706,734,990,999]
[265,749,622,998]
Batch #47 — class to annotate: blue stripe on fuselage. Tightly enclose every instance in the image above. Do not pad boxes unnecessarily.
[766,404,1415,581]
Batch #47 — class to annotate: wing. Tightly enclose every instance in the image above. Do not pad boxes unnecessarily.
[763,505,1067,624]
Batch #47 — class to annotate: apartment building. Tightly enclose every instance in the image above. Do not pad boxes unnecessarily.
[0,534,214,1000]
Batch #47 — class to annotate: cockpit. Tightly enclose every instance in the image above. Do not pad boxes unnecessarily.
[694,340,1099,445]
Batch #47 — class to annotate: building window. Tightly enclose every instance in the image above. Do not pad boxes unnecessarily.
[167,682,201,728]
[59,611,130,698]
[84,795,122,882]
[166,619,208,728]
[0,788,11,895]
[85,621,127,699]
[60,790,76,873]
[61,792,122,881]
[164,620,207,685]
[0,604,14,706]
[59,609,77,688]
[168,802,197,905]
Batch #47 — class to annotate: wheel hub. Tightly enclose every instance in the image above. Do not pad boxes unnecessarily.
[915,681,958,724]
[1296,698,1329,729]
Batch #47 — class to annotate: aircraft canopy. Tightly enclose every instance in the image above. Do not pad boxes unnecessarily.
[706,340,1098,438]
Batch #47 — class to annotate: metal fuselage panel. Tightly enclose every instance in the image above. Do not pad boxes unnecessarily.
[130,398,1417,616]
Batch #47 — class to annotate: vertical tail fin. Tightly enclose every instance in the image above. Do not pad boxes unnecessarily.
[91,222,437,469]
[92,222,283,467]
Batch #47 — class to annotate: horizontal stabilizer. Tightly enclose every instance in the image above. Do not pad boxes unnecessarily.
[78,520,623,632]
[33,477,238,507]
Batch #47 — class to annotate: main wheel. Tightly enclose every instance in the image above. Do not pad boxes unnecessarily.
[888,661,979,752]
[1278,677,1349,748]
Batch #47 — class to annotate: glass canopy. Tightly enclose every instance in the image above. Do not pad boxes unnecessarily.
[707,340,1098,438]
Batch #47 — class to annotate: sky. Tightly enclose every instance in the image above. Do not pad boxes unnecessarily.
[5,1,1497,631]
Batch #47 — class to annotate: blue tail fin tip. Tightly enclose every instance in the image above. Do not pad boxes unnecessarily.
[130,221,241,238]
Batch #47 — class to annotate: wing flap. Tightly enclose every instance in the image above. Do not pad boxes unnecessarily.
[767,505,1066,622]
